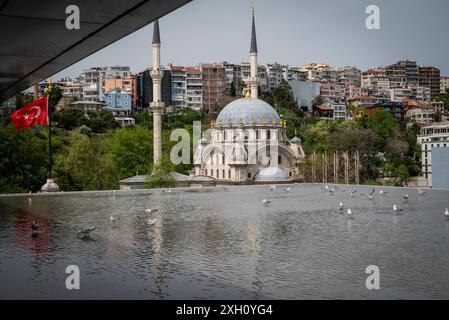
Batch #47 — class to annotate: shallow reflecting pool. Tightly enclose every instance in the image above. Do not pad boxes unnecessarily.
[1,184,449,299]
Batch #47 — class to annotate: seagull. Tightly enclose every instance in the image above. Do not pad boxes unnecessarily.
[283,187,291,192]
[348,189,357,197]
[368,188,375,200]
[145,208,159,214]
[347,208,353,217]
[268,185,276,192]
[147,218,157,226]
[262,199,272,207]
[418,188,426,195]
[339,202,344,211]
[379,189,388,195]
[77,227,96,239]
[393,204,403,212]
[445,208,449,219]
[110,214,120,223]
[163,189,172,194]
[329,187,335,195]
[404,193,409,200]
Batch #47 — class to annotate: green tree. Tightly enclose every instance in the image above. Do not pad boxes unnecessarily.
[0,125,48,193]
[54,132,118,191]
[145,157,176,189]
[366,110,397,140]
[53,108,89,130]
[102,126,154,180]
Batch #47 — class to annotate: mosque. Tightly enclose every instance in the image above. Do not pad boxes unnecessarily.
[120,10,305,190]
[193,10,305,183]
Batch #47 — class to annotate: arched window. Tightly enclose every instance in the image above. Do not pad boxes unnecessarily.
[256,130,259,140]
[228,170,231,179]
[267,130,271,140]
[278,155,282,164]
[247,172,252,179]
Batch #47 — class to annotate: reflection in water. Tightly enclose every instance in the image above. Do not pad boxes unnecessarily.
[1,185,449,299]
[247,211,263,298]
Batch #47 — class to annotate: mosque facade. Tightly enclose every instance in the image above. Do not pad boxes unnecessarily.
[193,11,305,183]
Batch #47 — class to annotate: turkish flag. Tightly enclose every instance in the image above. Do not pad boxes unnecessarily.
[10,96,48,129]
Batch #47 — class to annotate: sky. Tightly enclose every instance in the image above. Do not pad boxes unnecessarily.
[55,0,449,79]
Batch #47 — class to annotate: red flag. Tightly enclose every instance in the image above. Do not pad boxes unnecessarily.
[10,96,48,129]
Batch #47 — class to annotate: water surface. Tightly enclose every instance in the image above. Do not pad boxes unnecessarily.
[1,184,448,299]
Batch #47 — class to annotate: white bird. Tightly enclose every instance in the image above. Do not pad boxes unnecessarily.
[262,199,272,207]
[347,208,353,217]
[348,189,357,197]
[393,204,403,212]
[110,214,120,223]
[163,189,172,194]
[379,190,384,195]
[268,185,276,192]
[147,218,157,226]
[145,208,159,214]
[283,187,291,192]
[418,188,426,195]
[339,202,344,211]
[444,208,449,219]
[404,193,409,200]
[77,227,96,239]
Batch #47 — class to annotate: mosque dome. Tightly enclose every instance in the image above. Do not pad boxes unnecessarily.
[216,98,280,128]
[254,167,290,181]
[290,136,302,144]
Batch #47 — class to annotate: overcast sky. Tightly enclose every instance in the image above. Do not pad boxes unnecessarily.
[55,0,449,79]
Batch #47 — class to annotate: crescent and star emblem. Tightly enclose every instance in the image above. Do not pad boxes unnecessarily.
[29,106,41,118]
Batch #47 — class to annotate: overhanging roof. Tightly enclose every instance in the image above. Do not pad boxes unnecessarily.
[0,0,191,102]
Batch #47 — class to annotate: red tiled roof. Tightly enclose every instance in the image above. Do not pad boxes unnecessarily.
[316,105,334,111]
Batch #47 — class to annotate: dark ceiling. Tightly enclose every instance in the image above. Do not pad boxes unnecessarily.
[0,0,191,102]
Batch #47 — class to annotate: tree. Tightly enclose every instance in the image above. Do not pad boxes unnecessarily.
[366,110,397,140]
[53,132,118,191]
[0,125,48,193]
[229,81,236,97]
[102,126,154,180]
[145,157,176,189]
[53,108,89,130]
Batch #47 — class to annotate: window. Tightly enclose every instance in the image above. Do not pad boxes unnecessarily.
[248,172,252,179]
[228,170,231,179]
[267,130,271,140]
[278,155,282,164]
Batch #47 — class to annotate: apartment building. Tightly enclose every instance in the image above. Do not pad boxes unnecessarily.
[385,60,418,88]
[135,67,171,112]
[417,123,449,186]
[336,66,361,87]
[200,64,226,115]
[185,67,203,110]
[440,76,449,94]
[320,83,345,102]
[418,66,441,98]
[300,63,337,84]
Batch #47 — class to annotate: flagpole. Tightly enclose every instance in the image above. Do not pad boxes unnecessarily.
[47,94,52,179]
[41,82,59,193]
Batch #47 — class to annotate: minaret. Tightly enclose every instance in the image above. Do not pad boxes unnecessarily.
[150,19,164,166]
[249,7,259,99]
